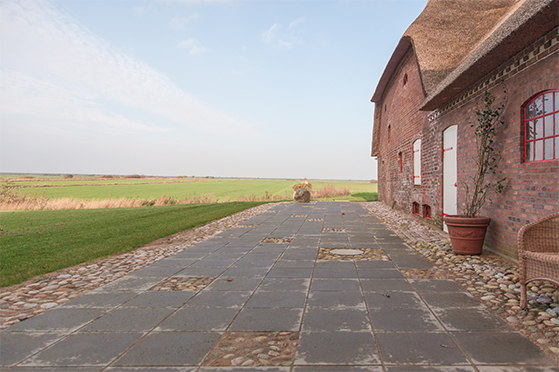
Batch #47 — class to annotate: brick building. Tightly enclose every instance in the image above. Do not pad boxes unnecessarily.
[371,0,558,260]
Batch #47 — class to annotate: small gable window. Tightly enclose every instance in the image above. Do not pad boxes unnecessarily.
[525,90,559,162]
[403,73,408,86]
[398,152,403,173]
[413,139,421,185]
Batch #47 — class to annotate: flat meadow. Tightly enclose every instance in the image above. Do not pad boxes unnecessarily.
[0,175,377,287]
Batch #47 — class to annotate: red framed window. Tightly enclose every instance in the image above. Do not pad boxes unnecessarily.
[412,202,420,215]
[423,204,431,219]
[525,90,559,162]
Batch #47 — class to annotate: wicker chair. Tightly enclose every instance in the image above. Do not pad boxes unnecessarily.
[518,212,559,309]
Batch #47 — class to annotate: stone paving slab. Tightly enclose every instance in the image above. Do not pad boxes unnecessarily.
[1,201,556,371]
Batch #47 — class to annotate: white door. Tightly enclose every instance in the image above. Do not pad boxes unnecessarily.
[443,125,458,232]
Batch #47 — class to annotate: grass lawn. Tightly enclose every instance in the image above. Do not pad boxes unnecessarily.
[0,202,265,287]
[11,178,377,202]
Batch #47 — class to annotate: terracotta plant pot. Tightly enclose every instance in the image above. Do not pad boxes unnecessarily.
[443,215,491,255]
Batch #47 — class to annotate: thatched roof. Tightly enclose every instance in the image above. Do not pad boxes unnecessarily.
[371,0,558,156]
[371,0,520,103]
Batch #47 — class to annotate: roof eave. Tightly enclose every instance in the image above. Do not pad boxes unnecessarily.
[371,37,412,103]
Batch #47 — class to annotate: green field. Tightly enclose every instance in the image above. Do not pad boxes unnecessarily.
[0,202,265,287]
[7,177,378,202]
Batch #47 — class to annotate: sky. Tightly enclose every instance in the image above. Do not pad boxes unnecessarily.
[0,0,428,180]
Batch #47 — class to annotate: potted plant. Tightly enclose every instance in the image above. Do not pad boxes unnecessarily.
[444,90,507,255]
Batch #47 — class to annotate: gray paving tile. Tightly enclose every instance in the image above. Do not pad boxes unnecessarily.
[476,367,559,372]
[184,290,252,308]
[156,308,237,331]
[199,368,289,372]
[314,260,355,269]
[207,277,262,291]
[113,332,220,366]
[6,308,107,333]
[360,279,413,292]
[295,332,380,365]
[357,269,405,279]
[59,292,137,309]
[376,332,469,365]
[80,308,174,332]
[121,291,195,308]
[409,279,465,292]
[128,266,182,278]
[0,332,61,367]
[293,367,383,372]
[369,307,443,331]
[307,291,366,309]
[420,291,482,309]
[6,367,103,371]
[311,278,360,291]
[174,267,226,278]
[266,267,313,278]
[451,331,555,365]
[229,308,303,331]
[433,308,511,331]
[313,268,358,278]
[99,277,163,292]
[280,249,318,260]
[221,266,270,278]
[21,332,142,366]
[302,308,371,332]
[385,367,476,372]
[355,261,396,269]
[274,260,315,268]
[246,291,307,308]
[258,278,310,291]
[364,291,424,308]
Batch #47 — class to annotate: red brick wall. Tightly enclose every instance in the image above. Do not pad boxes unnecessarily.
[374,28,558,260]
[434,29,558,260]
[375,50,434,217]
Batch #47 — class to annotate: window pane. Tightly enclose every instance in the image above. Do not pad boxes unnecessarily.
[526,120,534,140]
[526,142,533,161]
[556,137,559,159]
[545,138,553,160]
[526,102,534,120]
[535,118,543,139]
[535,140,543,161]
[534,95,543,116]
[544,115,553,137]
[555,92,559,112]
[556,112,559,135]
[544,93,554,114]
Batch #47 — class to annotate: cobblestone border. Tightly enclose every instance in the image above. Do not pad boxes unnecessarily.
[362,201,559,363]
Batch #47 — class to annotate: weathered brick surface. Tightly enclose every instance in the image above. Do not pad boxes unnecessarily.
[375,29,559,260]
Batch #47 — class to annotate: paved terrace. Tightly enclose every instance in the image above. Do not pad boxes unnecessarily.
[1,201,556,371]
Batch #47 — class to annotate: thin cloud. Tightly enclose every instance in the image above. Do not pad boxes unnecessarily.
[261,19,304,48]
[289,17,305,29]
[170,14,198,30]
[0,0,252,138]
[178,38,207,54]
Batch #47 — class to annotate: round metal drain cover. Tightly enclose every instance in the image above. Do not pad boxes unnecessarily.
[329,249,364,256]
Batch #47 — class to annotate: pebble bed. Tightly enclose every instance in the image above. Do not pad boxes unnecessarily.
[203,331,298,367]
[362,201,559,363]
[0,203,275,330]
